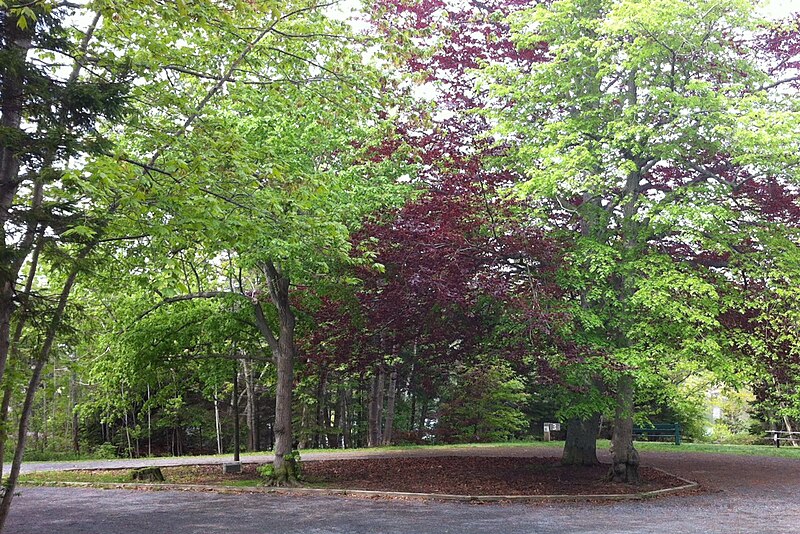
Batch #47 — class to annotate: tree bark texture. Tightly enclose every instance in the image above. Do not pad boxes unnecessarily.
[561,413,601,466]
[368,367,385,447]
[382,369,397,446]
[263,262,299,485]
[609,374,640,483]
[244,359,257,451]
[0,383,12,479]
[232,366,240,462]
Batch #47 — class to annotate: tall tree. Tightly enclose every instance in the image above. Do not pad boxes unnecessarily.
[92,0,411,484]
[0,2,132,526]
[482,0,800,481]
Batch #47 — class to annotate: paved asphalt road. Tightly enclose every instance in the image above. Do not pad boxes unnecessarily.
[6,446,800,534]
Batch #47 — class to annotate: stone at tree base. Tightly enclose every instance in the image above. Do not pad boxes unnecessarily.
[130,467,164,482]
[223,462,242,474]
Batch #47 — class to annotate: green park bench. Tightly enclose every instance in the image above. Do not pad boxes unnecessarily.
[633,423,681,445]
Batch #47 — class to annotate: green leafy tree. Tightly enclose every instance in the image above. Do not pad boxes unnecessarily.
[91,1,412,485]
[437,361,529,443]
[481,0,800,481]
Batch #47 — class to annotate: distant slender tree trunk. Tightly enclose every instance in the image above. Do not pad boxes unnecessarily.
[382,368,397,446]
[409,392,416,432]
[214,387,222,455]
[367,374,378,447]
[314,373,326,448]
[408,341,417,432]
[244,358,256,451]
[121,386,133,458]
[783,416,799,447]
[233,364,240,460]
[0,383,12,478]
[70,369,80,453]
[368,366,385,447]
[561,414,600,466]
[324,377,338,448]
[299,398,311,449]
[335,385,345,448]
[609,374,640,483]
[147,384,152,457]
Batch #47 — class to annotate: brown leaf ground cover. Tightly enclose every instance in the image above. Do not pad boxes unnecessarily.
[301,456,684,495]
[27,456,687,496]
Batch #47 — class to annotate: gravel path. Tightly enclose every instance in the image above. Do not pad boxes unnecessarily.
[6,446,800,534]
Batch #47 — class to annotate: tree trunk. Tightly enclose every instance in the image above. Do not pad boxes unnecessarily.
[382,369,397,446]
[561,414,600,466]
[313,373,326,448]
[419,397,429,434]
[244,358,256,451]
[609,374,640,483]
[253,262,299,486]
[368,366,385,447]
[0,291,13,414]
[783,416,799,447]
[232,364,240,461]
[214,387,222,455]
[271,332,296,483]
[334,385,345,448]
[70,369,80,453]
[0,14,34,394]
[0,243,89,531]
[147,384,152,457]
[0,383,12,478]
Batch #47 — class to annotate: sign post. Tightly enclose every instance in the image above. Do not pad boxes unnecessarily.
[543,422,561,442]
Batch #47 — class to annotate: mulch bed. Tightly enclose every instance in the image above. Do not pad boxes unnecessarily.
[57,457,689,496]
[301,456,685,495]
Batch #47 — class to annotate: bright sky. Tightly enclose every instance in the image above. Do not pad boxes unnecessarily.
[762,0,798,19]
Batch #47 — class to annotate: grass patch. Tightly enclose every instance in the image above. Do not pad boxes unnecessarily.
[19,470,130,485]
[627,440,800,458]
[19,465,265,488]
[16,438,800,475]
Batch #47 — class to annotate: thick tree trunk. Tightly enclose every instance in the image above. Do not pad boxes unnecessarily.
[252,262,299,486]
[0,9,35,393]
[382,369,397,446]
[272,337,296,483]
[561,414,601,466]
[609,374,640,483]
